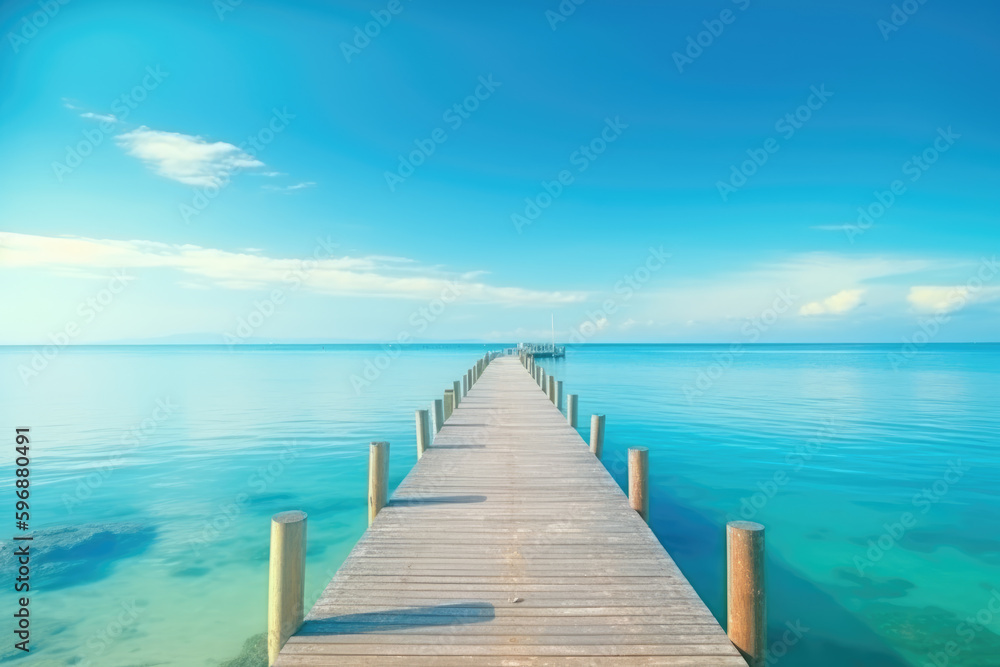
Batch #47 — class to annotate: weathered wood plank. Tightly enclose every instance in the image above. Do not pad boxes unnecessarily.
[276,356,744,666]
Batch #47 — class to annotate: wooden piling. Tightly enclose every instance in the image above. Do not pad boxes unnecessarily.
[368,442,389,526]
[727,521,766,667]
[453,380,462,406]
[444,389,455,420]
[462,375,468,398]
[548,375,556,404]
[628,446,649,523]
[589,414,605,458]
[556,380,564,411]
[433,399,444,434]
[415,409,430,459]
[567,394,578,427]
[267,510,307,665]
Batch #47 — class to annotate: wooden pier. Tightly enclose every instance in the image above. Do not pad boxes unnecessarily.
[270,354,758,666]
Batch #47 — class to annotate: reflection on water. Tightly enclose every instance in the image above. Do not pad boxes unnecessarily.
[1,344,998,666]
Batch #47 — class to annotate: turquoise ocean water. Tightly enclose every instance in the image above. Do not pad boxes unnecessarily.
[1,344,998,666]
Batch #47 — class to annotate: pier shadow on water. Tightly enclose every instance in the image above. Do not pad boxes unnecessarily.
[300,602,495,634]
[647,493,913,667]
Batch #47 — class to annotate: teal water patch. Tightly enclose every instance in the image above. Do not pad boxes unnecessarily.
[866,602,1000,666]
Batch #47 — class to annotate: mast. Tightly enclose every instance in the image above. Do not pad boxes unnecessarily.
[551,314,555,350]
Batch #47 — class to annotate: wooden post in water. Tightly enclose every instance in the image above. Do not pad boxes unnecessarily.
[548,375,556,404]
[567,394,578,427]
[589,414,605,458]
[727,521,766,667]
[453,380,462,406]
[556,380,564,411]
[433,399,444,434]
[462,375,468,398]
[628,447,649,523]
[444,389,455,420]
[415,409,430,459]
[368,442,389,526]
[267,510,306,665]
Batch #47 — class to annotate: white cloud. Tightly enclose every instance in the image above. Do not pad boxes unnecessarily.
[800,288,866,316]
[907,286,970,314]
[0,233,586,306]
[263,181,316,193]
[116,127,265,187]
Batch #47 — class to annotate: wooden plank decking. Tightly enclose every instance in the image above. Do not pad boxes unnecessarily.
[276,356,746,666]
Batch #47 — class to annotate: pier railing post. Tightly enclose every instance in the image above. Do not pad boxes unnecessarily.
[444,389,455,420]
[628,447,649,523]
[462,375,468,398]
[433,399,444,434]
[415,409,430,459]
[567,394,578,427]
[556,380,564,411]
[548,375,556,404]
[589,414,605,458]
[267,510,307,665]
[453,380,462,406]
[368,442,389,526]
[727,521,766,667]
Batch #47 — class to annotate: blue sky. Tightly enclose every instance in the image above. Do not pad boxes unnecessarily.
[1,0,997,344]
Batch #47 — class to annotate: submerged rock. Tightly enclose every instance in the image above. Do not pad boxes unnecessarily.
[0,522,156,590]
[220,632,267,667]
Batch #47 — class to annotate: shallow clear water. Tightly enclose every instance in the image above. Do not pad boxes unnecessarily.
[1,344,998,666]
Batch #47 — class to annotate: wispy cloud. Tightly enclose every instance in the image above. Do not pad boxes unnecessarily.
[0,233,586,306]
[800,288,866,316]
[80,111,119,123]
[641,253,928,324]
[262,181,315,193]
[115,127,265,187]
